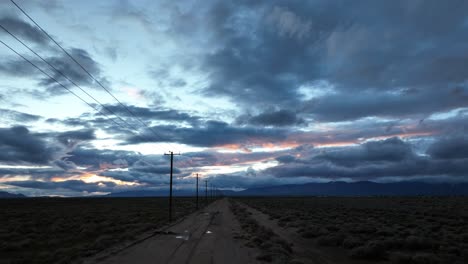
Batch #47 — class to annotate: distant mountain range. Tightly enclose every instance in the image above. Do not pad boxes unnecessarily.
[0,191,27,198]
[107,181,468,197]
[229,181,468,196]
[106,189,197,197]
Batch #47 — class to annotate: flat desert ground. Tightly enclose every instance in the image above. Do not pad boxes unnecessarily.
[1,197,467,264]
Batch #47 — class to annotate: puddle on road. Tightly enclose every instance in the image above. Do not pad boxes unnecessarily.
[206,230,212,234]
[175,230,190,241]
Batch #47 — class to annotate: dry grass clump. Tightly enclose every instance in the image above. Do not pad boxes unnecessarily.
[349,240,387,260]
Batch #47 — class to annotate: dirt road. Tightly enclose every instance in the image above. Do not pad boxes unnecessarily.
[93,198,259,264]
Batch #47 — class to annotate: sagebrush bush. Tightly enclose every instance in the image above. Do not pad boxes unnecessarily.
[349,241,387,260]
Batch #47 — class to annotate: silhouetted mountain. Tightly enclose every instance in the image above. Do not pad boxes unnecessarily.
[0,191,27,198]
[218,190,239,196]
[105,182,468,197]
[229,181,468,196]
[107,189,197,197]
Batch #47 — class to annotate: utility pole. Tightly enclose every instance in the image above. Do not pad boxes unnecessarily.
[196,173,199,210]
[164,151,180,222]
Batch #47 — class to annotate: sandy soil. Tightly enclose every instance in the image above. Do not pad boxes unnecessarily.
[89,198,259,264]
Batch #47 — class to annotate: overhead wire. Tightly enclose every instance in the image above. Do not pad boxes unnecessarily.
[0,24,143,138]
[9,0,183,155]
[8,0,201,173]
[0,38,173,172]
[5,0,197,175]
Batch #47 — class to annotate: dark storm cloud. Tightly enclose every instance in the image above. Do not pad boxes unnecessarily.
[131,165,179,175]
[315,137,415,167]
[97,104,200,125]
[236,109,305,127]
[100,169,173,186]
[0,109,42,122]
[199,1,334,108]
[275,155,296,164]
[0,166,67,178]
[4,180,117,192]
[56,129,95,146]
[0,57,38,77]
[0,17,106,95]
[0,126,58,164]
[0,47,108,97]
[52,159,77,171]
[38,48,109,95]
[181,149,285,169]
[265,157,468,181]
[262,137,468,181]
[45,117,89,127]
[126,120,288,147]
[45,116,124,133]
[66,147,141,170]
[175,0,468,121]
[0,16,49,45]
[321,1,468,91]
[302,88,468,122]
[0,126,98,166]
[428,134,468,159]
[96,155,189,186]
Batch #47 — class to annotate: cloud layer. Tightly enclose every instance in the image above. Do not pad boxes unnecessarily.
[1,0,468,195]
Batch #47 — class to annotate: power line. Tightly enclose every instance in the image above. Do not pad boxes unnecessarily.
[0,33,185,173]
[8,0,198,178]
[9,0,182,154]
[0,23,147,140]
[0,39,119,128]
[8,0,199,172]
[0,39,173,173]
[0,22,176,158]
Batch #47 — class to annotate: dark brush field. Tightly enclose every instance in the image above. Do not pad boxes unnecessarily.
[0,197,197,264]
[235,197,468,264]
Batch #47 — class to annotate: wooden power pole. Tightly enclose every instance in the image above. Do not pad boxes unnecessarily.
[196,173,199,210]
[164,151,180,222]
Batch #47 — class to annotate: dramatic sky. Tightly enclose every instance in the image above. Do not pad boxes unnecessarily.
[1,0,467,196]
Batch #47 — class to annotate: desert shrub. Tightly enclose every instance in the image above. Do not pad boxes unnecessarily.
[280,215,294,222]
[288,259,304,264]
[390,252,440,264]
[256,253,273,262]
[286,221,301,228]
[303,225,329,238]
[349,241,387,260]
[376,227,394,237]
[316,234,345,247]
[404,236,436,251]
[381,236,405,250]
[342,236,364,249]
[326,225,340,232]
[350,224,377,234]
[260,241,273,250]
[273,237,293,253]
[461,233,468,243]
